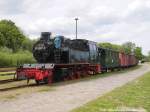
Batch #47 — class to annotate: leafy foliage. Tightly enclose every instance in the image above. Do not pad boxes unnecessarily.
[0,48,36,67]
[22,38,37,52]
[0,20,26,52]
[0,19,37,67]
[0,32,5,46]
[148,51,150,61]
[145,51,150,62]
[98,43,123,52]
[134,47,143,60]
[122,42,136,54]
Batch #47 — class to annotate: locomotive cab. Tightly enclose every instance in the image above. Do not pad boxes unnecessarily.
[88,41,98,63]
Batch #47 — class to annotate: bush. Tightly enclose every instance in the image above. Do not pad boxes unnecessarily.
[0,48,36,67]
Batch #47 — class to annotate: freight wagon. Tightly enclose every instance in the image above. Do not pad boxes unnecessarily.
[98,48,120,71]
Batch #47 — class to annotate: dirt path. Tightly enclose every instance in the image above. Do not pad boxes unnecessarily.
[0,64,150,112]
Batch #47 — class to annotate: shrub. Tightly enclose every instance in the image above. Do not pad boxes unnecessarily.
[0,48,36,67]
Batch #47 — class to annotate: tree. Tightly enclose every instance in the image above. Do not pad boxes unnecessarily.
[22,38,37,52]
[122,42,136,54]
[134,47,143,60]
[0,20,26,52]
[98,43,122,52]
[148,51,150,61]
[0,32,5,46]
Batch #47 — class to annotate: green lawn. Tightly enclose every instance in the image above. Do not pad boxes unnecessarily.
[72,71,150,112]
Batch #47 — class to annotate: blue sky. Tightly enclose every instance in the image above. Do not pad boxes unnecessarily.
[0,0,150,55]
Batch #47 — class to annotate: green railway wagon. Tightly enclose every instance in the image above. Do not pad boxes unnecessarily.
[98,48,120,71]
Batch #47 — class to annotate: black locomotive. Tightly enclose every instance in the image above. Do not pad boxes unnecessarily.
[33,32,98,64]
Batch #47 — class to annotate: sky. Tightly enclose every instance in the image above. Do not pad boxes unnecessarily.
[0,0,150,55]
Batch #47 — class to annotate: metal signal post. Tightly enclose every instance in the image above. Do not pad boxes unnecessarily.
[75,18,79,39]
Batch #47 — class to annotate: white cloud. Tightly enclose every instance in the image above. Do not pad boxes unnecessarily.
[0,0,150,55]
[0,0,23,15]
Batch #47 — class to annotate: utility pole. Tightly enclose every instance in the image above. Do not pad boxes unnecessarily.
[75,18,79,39]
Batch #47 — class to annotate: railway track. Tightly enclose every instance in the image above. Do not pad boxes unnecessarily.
[0,78,45,92]
[0,67,16,72]
[0,78,24,85]
[0,68,33,92]
[0,83,37,92]
[0,79,16,84]
[0,68,16,84]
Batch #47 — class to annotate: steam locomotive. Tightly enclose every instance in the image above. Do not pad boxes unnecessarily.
[33,32,97,64]
[16,32,138,84]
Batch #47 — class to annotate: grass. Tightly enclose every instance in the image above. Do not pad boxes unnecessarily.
[72,71,150,112]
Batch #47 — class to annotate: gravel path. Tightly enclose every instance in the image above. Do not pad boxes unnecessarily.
[0,64,150,112]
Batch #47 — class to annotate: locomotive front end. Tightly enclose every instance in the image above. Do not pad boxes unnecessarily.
[33,32,54,63]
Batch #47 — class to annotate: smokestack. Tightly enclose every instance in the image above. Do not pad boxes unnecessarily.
[41,32,51,41]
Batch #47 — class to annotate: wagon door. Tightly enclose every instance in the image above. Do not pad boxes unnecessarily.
[98,48,106,69]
